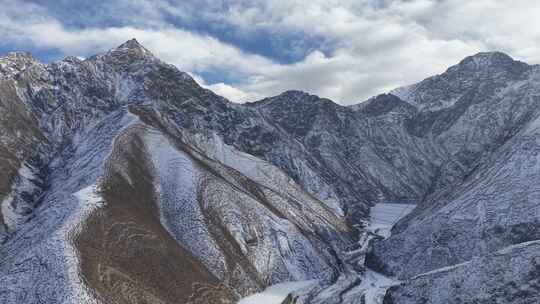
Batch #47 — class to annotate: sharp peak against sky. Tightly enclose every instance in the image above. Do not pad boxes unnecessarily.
[1,0,540,105]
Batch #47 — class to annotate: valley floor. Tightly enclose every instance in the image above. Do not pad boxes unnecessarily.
[237,280,316,304]
[235,202,416,304]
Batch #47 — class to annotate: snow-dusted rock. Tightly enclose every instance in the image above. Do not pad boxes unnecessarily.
[384,240,540,304]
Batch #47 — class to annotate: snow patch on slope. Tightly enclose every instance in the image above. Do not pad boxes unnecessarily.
[355,270,397,304]
[355,203,415,303]
[184,132,344,216]
[1,163,41,231]
[366,203,416,239]
[238,280,315,304]
[66,185,104,304]
[144,129,227,278]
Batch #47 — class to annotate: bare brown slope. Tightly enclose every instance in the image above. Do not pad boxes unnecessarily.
[75,125,236,304]
[0,80,45,233]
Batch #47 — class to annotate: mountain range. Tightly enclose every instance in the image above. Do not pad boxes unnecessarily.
[0,39,539,304]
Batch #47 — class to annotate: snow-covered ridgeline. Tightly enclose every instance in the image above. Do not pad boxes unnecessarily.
[182,131,345,217]
[144,129,228,279]
[41,112,141,304]
[0,109,141,303]
[143,126,349,295]
[64,185,105,304]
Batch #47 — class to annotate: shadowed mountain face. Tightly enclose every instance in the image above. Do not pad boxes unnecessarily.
[1,40,540,304]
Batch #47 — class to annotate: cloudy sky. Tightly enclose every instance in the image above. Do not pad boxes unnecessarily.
[1,0,539,105]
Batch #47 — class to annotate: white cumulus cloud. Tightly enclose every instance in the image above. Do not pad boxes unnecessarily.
[1,0,539,104]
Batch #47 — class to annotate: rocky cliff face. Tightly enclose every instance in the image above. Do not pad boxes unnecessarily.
[1,40,539,304]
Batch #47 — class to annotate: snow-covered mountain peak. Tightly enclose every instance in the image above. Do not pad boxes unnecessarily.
[351,93,416,117]
[279,90,314,99]
[250,90,343,113]
[457,51,516,68]
[0,51,41,78]
[61,56,84,64]
[390,50,532,111]
[117,38,146,50]
[88,38,157,71]
[113,38,155,59]
[0,51,36,62]
[250,90,318,106]
[115,38,154,59]
[446,51,530,78]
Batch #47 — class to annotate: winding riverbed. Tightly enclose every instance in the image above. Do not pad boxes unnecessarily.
[236,202,416,304]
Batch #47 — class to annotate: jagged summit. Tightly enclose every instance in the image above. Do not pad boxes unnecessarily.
[390,50,532,111]
[352,93,415,117]
[279,89,313,97]
[448,50,530,76]
[113,38,153,57]
[87,38,157,69]
[0,51,41,79]
[113,38,155,58]
[0,51,36,61]
[247,90,315,107]
[249,90,344,111]
[255,90,313,102]
[117,38,145,50]
[61,56,83,64]
[458,51,515,66]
